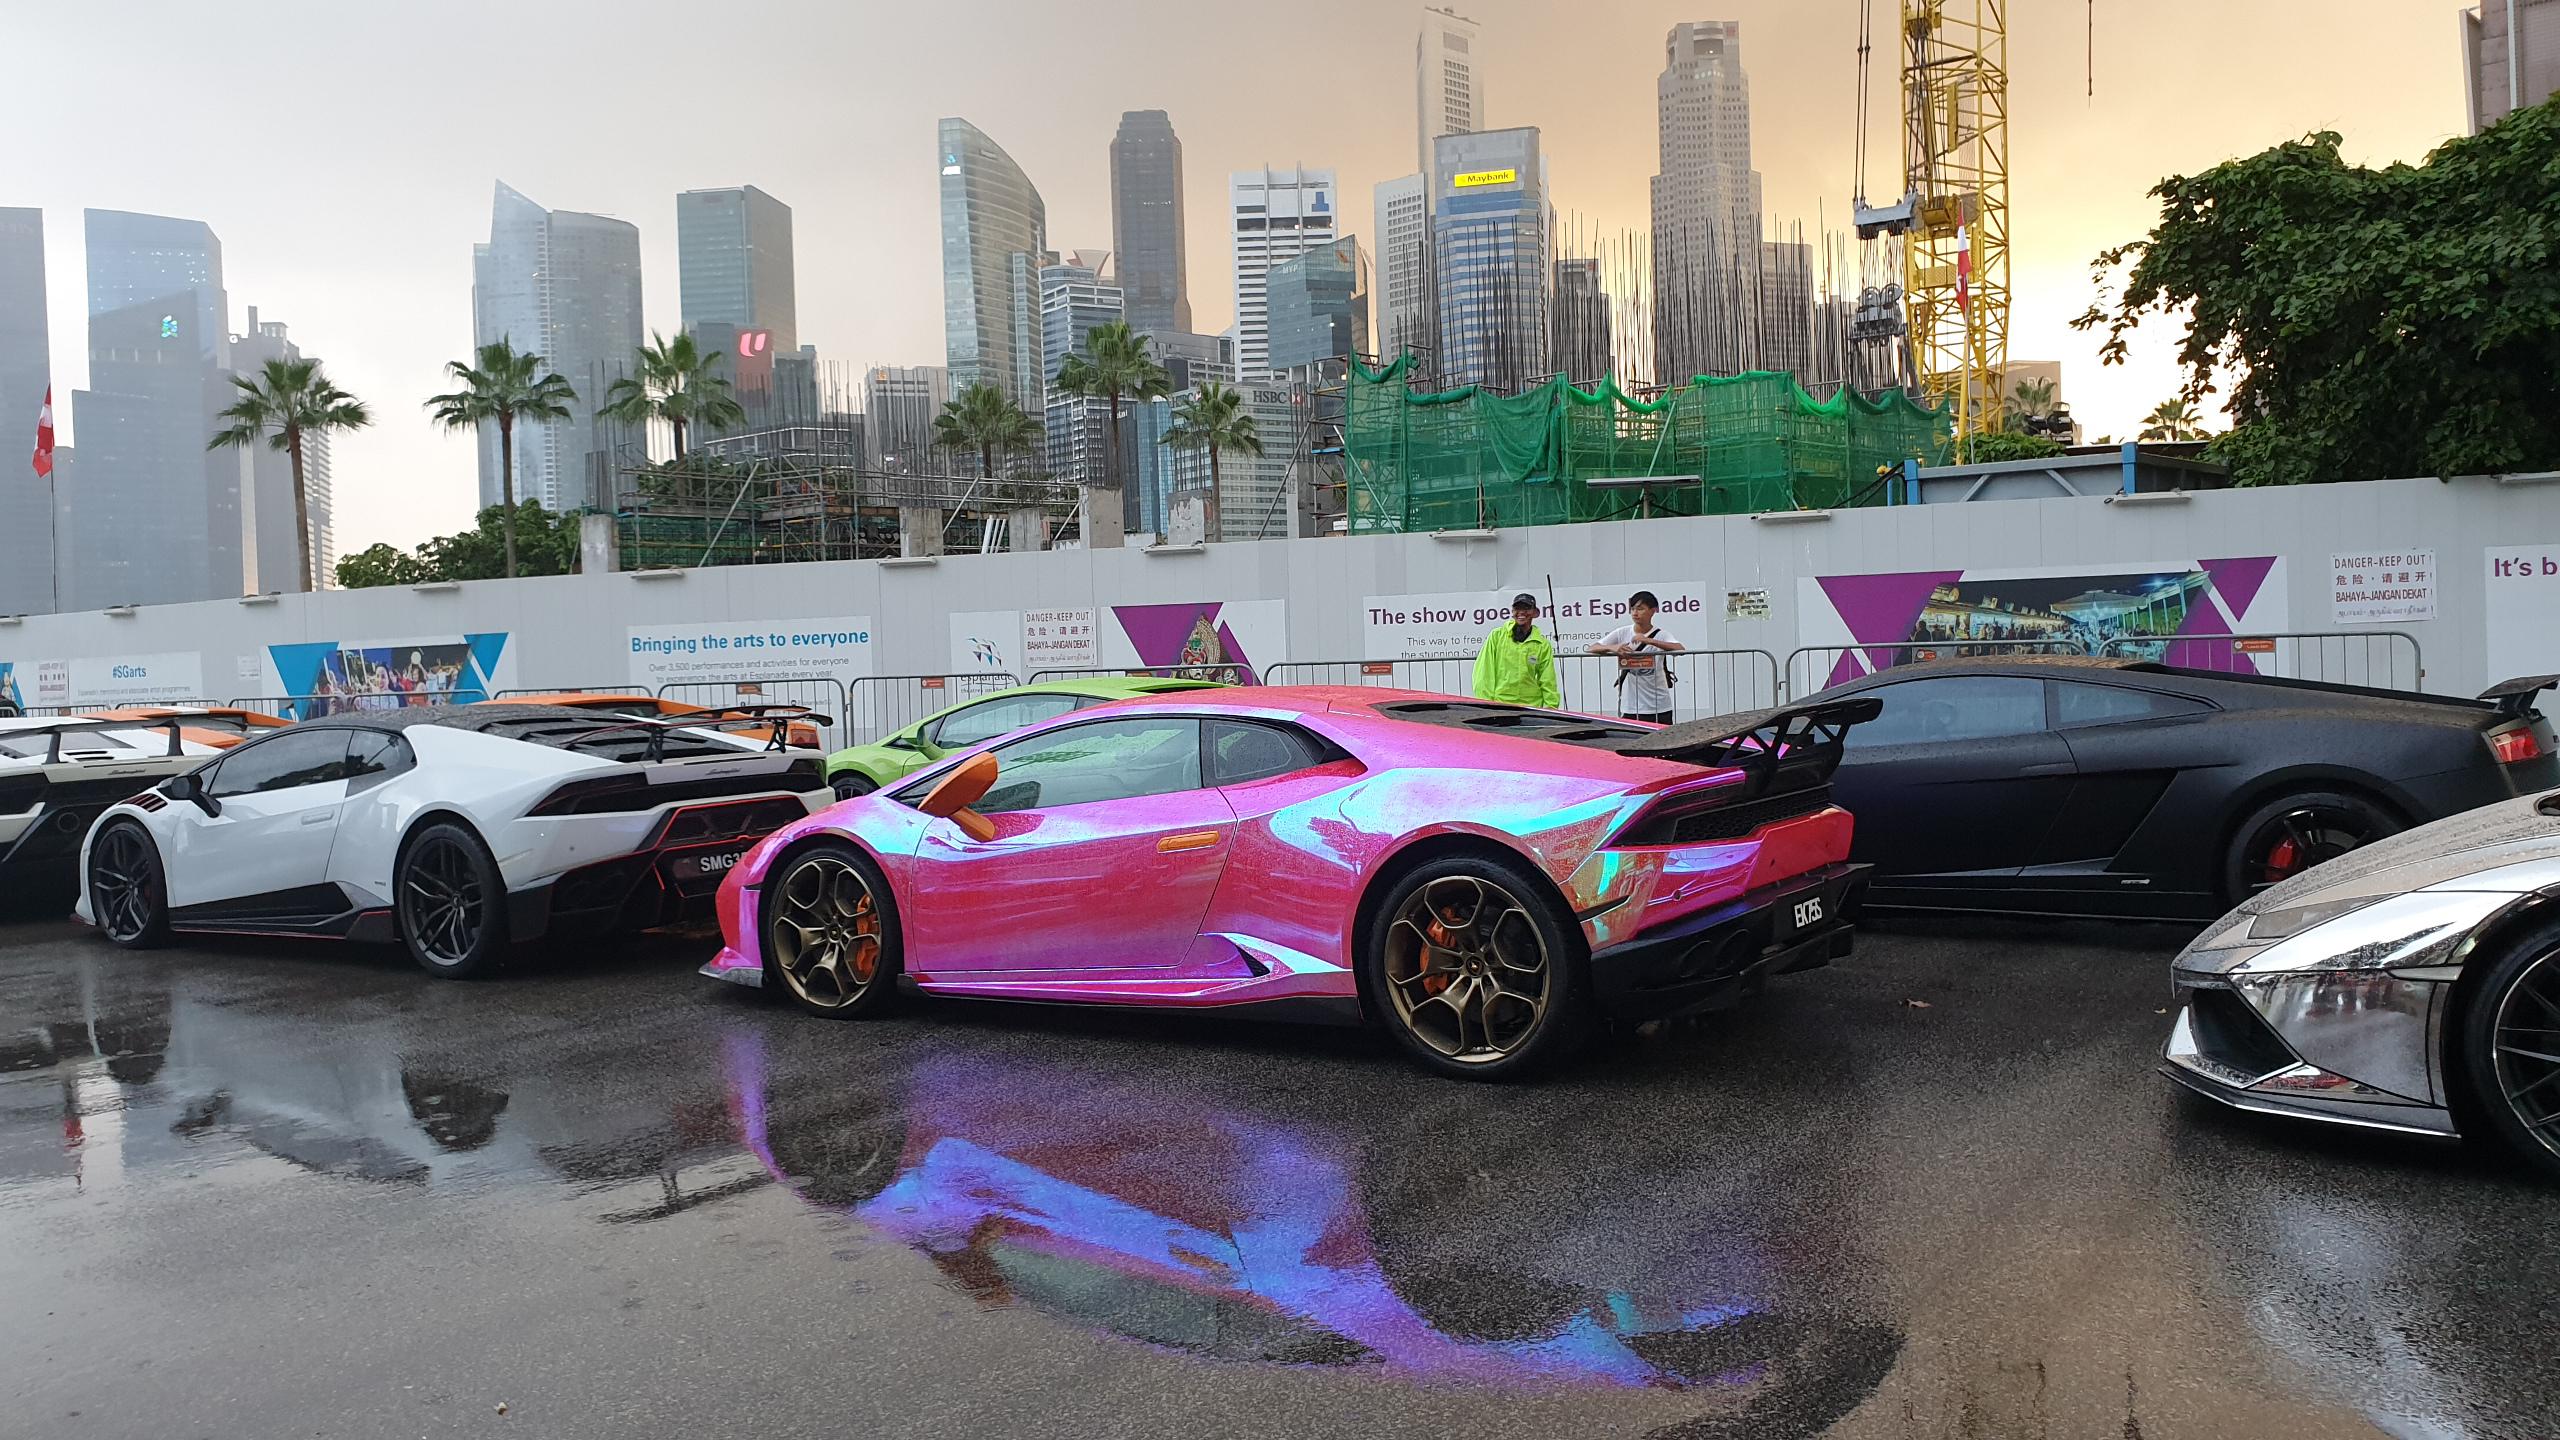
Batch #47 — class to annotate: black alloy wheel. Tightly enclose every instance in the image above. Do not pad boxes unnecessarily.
[89,821,171,948]
[2224,790,2399,901]
[2461,928,2560,1184]
[397,823,509,978]
[830,773,878,803]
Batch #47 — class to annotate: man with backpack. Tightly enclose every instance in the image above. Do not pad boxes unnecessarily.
[1589,589,1686,724]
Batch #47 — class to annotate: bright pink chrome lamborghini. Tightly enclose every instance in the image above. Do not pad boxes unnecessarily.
[700,686,1881,1078]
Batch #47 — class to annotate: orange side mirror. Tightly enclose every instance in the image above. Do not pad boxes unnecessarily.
[917,751,1000,841]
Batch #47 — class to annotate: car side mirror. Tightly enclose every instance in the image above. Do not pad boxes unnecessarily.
[166,772,220,817]
[916,752,998,841]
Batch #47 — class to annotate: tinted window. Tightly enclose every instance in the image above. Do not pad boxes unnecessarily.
[1845,677,2048,748]
[973,718,1203,815]
[345,730,410,779]
[1207,720,1326,785]
[2054,682,2210,728]
[206,730,352,797]
[933,693,1082,750]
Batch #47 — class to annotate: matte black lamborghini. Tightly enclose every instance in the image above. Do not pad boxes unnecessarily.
[1807,657,2559,920]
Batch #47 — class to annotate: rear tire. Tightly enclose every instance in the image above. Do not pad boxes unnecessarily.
[1361,854,1591,1080]
[764,841,902,1018]
[2458,925,2560,1184]
[829,773,878,803]
[88,821,171,949]
[2221,789,2400,903]
[397,822,510,979]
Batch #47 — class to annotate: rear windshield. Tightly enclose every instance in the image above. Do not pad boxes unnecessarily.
[0,729,145,759]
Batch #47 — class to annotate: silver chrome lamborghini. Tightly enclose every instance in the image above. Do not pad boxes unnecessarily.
[2165,786,2560,1179]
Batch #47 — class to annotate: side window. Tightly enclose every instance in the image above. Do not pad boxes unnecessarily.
[345,730,412,784]
[1844,677,2049,749]
[932,693,1081,750]
[2054,682,2211,729]
[1207,720,1327,786]
[972,718,1204,815]
[205,730,353,797]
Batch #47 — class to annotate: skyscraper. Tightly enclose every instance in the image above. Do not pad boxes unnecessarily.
[1372,174,1431,368]
[472,181,644,511]
[862,365,950,474]
[1109,111,1191,335]
[1229,167,1338,380]
[678,185,797,412]
[1651,21,1764,385]
[1551,257,1612,386]
[231,307,335,592]
[1039,251,1127,484]
[67,210,242,609]
[939,118,1049,406]
[1432,129,1550,391]
[1417,7,1486,177]
[1266,237,1371,380]
[2462,0,2557,133]
[0,208,51,615]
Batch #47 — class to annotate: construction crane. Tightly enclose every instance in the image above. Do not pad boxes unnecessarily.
[1854,0,2010,443]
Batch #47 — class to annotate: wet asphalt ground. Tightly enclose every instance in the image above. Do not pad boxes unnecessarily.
[3,908,2557,1440]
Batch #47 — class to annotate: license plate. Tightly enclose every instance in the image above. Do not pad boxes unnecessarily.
[669,846,750,884]
[1774,882,1839,942]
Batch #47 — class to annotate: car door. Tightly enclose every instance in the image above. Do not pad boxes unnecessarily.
[164,729,355,910]
[900,715,1236,972]
[2043,678,2220,896]
[1827,675,2077,886]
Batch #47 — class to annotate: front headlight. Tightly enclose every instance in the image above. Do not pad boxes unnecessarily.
[2232,889,2509,976]
[2245,894,2383,942]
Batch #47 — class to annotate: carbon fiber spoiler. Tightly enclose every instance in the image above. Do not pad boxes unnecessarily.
[1610,696,1884,797]
[3,716,189,764]
[2479,675,2558,719]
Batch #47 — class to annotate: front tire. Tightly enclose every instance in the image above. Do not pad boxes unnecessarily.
[764,841,902,1017]
[1361,854,1590,1080]
[397,822,510,979]
[2222,789,2400,902]
[89,821,171,949]
[2459,926,2560,1183]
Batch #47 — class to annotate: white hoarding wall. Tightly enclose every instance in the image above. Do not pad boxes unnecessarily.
[1362,584,1711,661]
[2486,544,2560,686]
[2330,549,2437,625]
[0,650,205,709]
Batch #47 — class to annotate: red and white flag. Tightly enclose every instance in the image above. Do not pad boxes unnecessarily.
[31,385,54,480]
[1954,230,1973,314]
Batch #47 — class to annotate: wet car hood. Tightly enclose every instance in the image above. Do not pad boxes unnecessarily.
[2242,788,2560,914]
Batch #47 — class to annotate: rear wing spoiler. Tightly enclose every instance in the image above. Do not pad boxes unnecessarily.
[561,708,834,760]
[2479,675,2557,720]
[6,716,189,764]
[1610,697,1884,798]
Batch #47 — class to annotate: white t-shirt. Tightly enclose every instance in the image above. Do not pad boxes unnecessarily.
[1597,624,1678,715]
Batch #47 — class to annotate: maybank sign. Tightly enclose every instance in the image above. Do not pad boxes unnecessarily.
[1453,168,1519,189]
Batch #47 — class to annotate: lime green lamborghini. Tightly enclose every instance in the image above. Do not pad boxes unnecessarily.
[823,675,1228,800]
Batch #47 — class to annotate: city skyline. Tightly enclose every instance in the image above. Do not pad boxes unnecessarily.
[3,0,2481,554]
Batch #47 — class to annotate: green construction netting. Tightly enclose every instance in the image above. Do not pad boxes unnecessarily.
[1342,357,1953,532]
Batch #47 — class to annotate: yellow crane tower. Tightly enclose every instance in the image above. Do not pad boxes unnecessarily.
[1855,0,2010,443]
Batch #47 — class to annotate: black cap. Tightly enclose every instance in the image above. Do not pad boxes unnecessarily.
[1511,592,1539,610]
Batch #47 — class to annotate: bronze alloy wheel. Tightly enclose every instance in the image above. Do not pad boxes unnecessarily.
[2489,946,2560,1167]
[1382,873,1554,1065]
[770,851,887,1011]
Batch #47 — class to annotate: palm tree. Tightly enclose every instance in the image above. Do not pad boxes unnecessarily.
[2138,396,2207,442]
[2005,375,2057,430]
[1158,382,1263,506]
[208,357,372,593]
[1051,322,1171,497]
[932,383,1042,479]
[425,340,578,579]
[600,331,747,464]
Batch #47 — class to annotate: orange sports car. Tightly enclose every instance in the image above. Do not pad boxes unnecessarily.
[79,705,293,750]
[480,693,823,749]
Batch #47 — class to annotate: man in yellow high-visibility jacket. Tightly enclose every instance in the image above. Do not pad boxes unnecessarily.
[1472,592,1562,708]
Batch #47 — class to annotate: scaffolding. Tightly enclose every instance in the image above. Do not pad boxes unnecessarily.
[609,442,1084,569]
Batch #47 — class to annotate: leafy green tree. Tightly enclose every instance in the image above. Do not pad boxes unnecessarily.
[2077,96,2560,485]
[932,383,1042,479]
[1956,430,2069,463]
[2137,397,2208,442]
[2003,374,2057,431]
[208,357,371,592]
[1051,322,1171,495]
[1159,382,1263,502]
[333,542,429,589]
[601,331,747,466]
[425,340,577,578]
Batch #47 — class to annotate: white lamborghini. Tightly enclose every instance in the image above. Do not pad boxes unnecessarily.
[74,704,832,977]
[2,715,224,899]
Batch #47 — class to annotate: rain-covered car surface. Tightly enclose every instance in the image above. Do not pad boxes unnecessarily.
[6,913,2558,1439]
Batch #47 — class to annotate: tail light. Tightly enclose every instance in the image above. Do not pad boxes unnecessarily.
[528,773,651,815]
[2489,726,2546,766]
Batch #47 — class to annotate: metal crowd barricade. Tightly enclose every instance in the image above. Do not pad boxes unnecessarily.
[1260,657,1476,697]
[1026,664,1260,686]
[2101,631,2425,692]
[1263,649,1782,722]
[224,690,427,721]
[846,672,1020,744]
[494,685,646,699]
[1780,638,2084,699]
[653,676,851,750]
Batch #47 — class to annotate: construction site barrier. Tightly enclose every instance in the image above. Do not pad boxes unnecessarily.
[1780,639,2083,699]
[655,677,850,750]
[846,673,1021,744]
[2100,631,2424,691]
[1027,664,1260,687]
[1262,649,1781,721]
